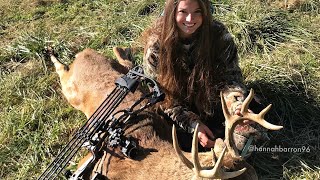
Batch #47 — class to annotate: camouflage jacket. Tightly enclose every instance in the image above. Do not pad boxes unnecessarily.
[143,20,247,134]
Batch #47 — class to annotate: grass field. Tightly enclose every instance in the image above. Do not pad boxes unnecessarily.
[0,0,319,179]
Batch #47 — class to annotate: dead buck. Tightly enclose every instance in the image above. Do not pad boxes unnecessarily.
[49,48,283,179]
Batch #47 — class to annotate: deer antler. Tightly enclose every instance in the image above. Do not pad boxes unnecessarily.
[172,124,246,179]
[221,89,283,159]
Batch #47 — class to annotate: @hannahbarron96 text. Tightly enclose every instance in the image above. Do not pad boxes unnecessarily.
[249,145,311,153]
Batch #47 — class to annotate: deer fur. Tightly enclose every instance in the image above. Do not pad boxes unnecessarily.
[49,48,257,179]
[50,48,135,119]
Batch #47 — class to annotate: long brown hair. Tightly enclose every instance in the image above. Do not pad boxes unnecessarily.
[144,0,217,114]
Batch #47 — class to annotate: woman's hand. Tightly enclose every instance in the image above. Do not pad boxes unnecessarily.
[197,123,216,148]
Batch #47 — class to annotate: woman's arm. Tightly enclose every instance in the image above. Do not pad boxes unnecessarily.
[215,24,247,115]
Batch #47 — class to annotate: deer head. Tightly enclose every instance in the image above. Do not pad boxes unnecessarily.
[222,89,283,159]
[172,89,283,179]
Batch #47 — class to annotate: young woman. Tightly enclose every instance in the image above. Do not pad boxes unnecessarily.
[141,0,266,152]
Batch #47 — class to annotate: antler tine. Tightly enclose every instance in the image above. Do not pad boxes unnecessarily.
[211,149,216,165]
[255,118,283,130]
[199,146,247,179]
[241,89,254,115]
[192,124,204,176]
[192,125,246,179]
[216,147,247,179]
[241,91,283,131]
[172,125,194,169]
[260,104,271,118]
[221,90,241,159]
[257,104,283,130]
[210,147,227,177]
[220,91,231,120]
[225,124,241,159]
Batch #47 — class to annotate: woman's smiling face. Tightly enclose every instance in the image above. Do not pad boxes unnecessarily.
[175,0,203,39]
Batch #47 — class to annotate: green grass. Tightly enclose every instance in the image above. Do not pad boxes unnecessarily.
[0,0,319,179]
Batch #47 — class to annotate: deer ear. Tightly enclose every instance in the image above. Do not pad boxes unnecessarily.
[113,47,127,61]
[113,47,133,71]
